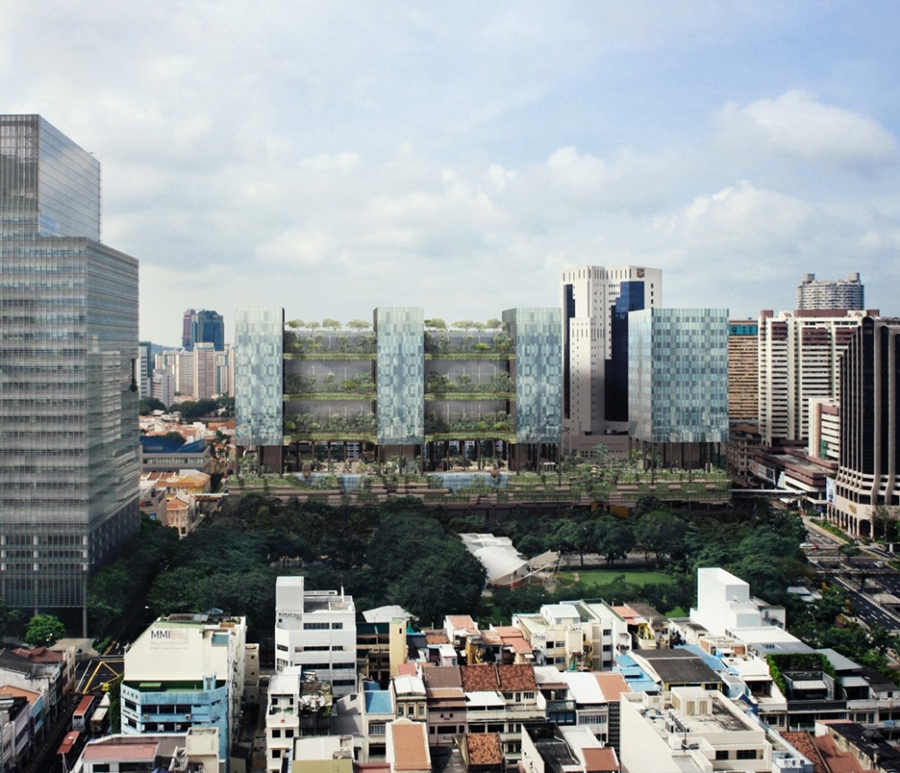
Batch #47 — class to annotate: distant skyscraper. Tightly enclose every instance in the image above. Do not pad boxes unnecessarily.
[0,115,139,633]
[183,309,224,351]
[829,317,900,538]
[628,308,729,468]
[796,273,864,311]
[560,265,661,454]
[139,341,153,399]
[182,308,195,350]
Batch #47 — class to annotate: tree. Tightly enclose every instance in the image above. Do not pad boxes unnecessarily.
[287,319,304,329]
[424,318,447,330]
[140,397,166,414]
[452,320,476,330]
[0,600,26,642]
[347,319,372,330]
[322,318,342,330]
[164,431,186,446]
[485,318,502,329]
[595,517,636,566]
[24,614,66,647]
[634,510,685,565]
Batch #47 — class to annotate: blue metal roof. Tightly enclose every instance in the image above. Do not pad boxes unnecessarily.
[364,690,393,715]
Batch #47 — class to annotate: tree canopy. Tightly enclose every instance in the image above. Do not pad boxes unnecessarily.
[24,614,66,647]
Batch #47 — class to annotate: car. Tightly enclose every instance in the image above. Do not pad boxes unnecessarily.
[800,542,817,549]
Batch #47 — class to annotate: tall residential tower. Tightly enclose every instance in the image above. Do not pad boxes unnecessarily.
[0,115,140,633]
[796,273,864,311]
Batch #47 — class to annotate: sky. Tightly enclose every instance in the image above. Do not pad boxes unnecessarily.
[3,1,899,345]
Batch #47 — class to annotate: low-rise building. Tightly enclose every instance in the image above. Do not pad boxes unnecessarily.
[513,600,629,671]
[620,688,777,773]
[521,723,619,773]
[386,718,430,773]
[460,665,545,762]
[0,692,36,771]
[120,614,247,763]
[140,436,212,474]
[274,577,357,697]
[70,728,221,773]
[265,669,334,773]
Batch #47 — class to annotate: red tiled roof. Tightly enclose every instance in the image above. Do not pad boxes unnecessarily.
[781,732,827,773]
[461,665,498,692]
[423,667,461,690]
[583,747,619,772]
[425,632,450,645]
[390,719,430,771]
[595,673,630,702]
[812,733,873,773]
[465,733,502,766]
[497,664,536,691]
[447,616,478,634]
[11,646,63,663]
[397,663,417,677]
[83,742,160,761]
[0,685,41,705]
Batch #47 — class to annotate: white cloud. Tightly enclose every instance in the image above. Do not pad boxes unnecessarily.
[716,90,898,168]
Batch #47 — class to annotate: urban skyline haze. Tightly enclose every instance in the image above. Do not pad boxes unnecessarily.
[3,2,898,344]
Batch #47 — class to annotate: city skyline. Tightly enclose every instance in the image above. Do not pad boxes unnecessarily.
[3,3,899,344]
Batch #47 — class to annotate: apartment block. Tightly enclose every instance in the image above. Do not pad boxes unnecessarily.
[726,320,758,423]
[757,309,874,446]
[796,272,864,311]
[829,317,900,538]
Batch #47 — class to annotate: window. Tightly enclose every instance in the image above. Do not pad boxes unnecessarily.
[715,751,728,761]
[371,724,386,736]
[272,729,281,738]
[285,730,294,738]
[271,750,281,758]
[524,692,535,700]
[276,644,288,652]
[602,628,612,636]
[303,622,329,630]
[736,750,757,761]
[332,622,343,629]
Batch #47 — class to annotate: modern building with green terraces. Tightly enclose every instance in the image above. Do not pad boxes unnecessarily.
[235,307,562,473]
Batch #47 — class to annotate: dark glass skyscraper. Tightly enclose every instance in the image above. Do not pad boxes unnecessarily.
[183,308,224,351]
[0,115,139,634]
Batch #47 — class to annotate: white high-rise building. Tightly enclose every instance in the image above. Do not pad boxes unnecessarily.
[796,272,864,310]
[560,265,662,454]
[757,309,875,445]
[275,576,357,697]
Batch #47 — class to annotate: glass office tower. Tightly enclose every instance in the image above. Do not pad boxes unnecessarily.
[0,116,139,633]
[375,307,425,445]
[503,307,562,444]
[628,308,729,444]
[235,307,284,448]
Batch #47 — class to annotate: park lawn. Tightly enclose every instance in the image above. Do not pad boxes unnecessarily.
[558,570,677,588]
